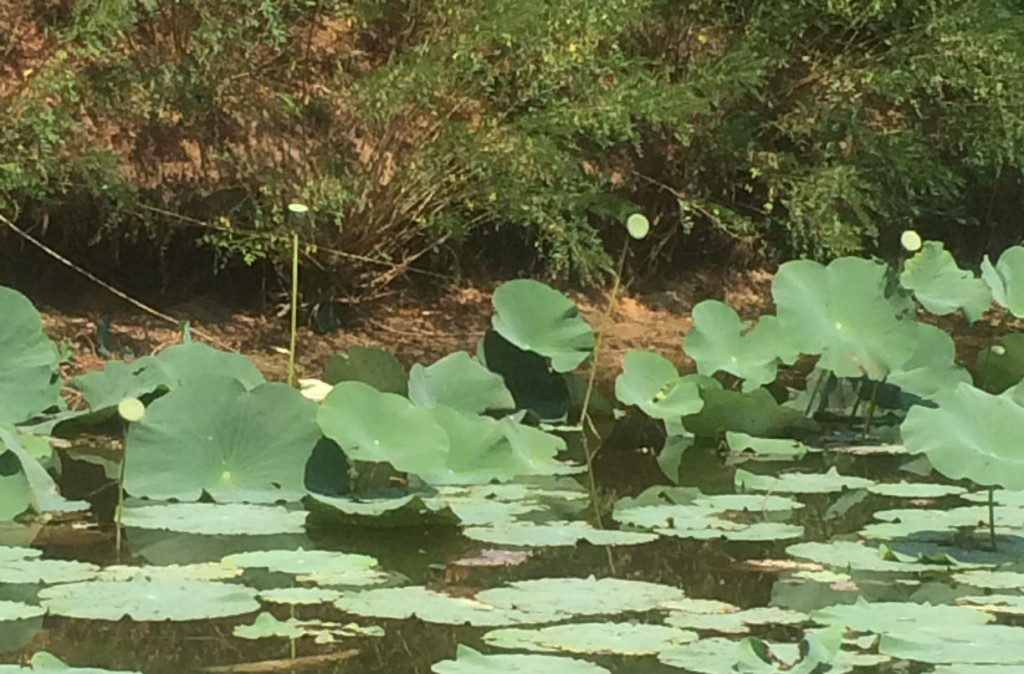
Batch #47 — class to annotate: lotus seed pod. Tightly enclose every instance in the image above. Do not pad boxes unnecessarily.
[900,229,922,252]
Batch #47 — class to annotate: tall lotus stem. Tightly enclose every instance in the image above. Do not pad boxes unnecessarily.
[288,232,300,386]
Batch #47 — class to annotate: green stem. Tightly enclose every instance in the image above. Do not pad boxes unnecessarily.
[862,379,882,436]
[287,233,300,387]
[989,487,997,551]
[115,430,127,561]
[578,240,629,527]
[805,369,827,417]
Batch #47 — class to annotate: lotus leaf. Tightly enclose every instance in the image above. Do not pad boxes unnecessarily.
[726,432,808,459]
[684,301,797,390]
[879,623,1024,664]
[665,606,807,634]
[476,577,686,617]
[658,636,868,674]
[319,380,450,479]
[336,586,563,626]
[39,577,259,620]
[772,257,917,379]
[953,570,1024,590]
[235,611,305,639]
[478,330,572,421]
[0,557,98,584]
[0,426,87,514]
[0,600,44,621]
[491,280,594,372]
[463,521,658,547]
[97,562,242,582]
[259,587,340,605]
[0,287,60,425]
[684,387,814,438]
[222,548,387,586]
[483,622,698,656]
[305,492,460,527]
[432,644,609,674]
[735,467,873,494]
[0,652,142,673]
[323,346,407,394]
[72,343,265,411]
[976,333,1024,393]
[615,350,704,420]
[867,482,965,498]
[982,245,1024,317]
[409,351,514,413]
[120,502,307,535]
[0,462,30,521]
[786,540,952,574]
[902,382,1024,490]
[900,241,991,321]
[812,598,991,634]
[125,378,320,502]
[888,322,971,402]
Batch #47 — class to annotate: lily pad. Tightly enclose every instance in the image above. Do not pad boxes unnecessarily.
[476,577,687,618]
[120,503,307,535]
[0,287,60,425]
[867,482,966,499]
[0,557,99,584]
[222,548,387,586]
[463,521,658,547]
[258,587,340,605]
[125,378,321,502]
[786,540,953,574]
[735,467,874,494]
[336,586,562,626]
[665,606,807,634]
[0,653,142,673]
[306,492,460,528]
[0,600,44,621]
[483,622,698,656]
[491,280,594,373]
[726,432,808,459]
[432,644,609,674]
[812,598,992,634]
[879,623,1024,665]
[39,577,259,620]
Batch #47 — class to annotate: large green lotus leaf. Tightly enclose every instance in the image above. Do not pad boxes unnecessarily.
[318,381,450,480]
[222,548,387,586]
[666,607,807,635]
[483,622,697,656]
[0,426,87,514]
[888,322,971,401]
[902,382,1024,489]
[976,332,1024,393]
[0,287,60,424]
[39,577,259,620]
[982,245,1024,317]
[901,241,992,321]
[615,350,704,420]
[305,492,460,528]
[812,598,991,634]
[336,586,564,626]
[683,388,815,438]
[786,540,953,574]
[409,351,514,413]
[476,577,686,617]
[433,644,610,674]
[323,346,407,395]
[772,257,917,379]
[125,378,320,502]
[478,331,572,422]
[684,301,796,390]
[880,624,1024,665]
[121,502,307,535]
[0,557,99,584]
[491,280,594,373]
[433,407,564,483]
[72,343,265,411]
[658,637,874,674]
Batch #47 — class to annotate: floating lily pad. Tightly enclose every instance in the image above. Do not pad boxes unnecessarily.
[786,541,953,574]
[433,644,609,674]
[665,606,807,634]
[726,432,808,459]
[336,586,561,626]
[0,557,99,584]
[812,599,991,635]
[953,570,1024,590]
[476,577,687,618]
[658,522,804,542]
[693,494,804,514]
[222,548,387,586]
[120,503,307,535]
[462,521,657,547]
[491,280,594,373]
[956,595,1024,616]
[658,636,872,674]
[258,587,341,605]
[97,563,242,582]
[867,482,966,498]
[483,622,698,656]
[305,492,460,528]
[39,577,259,620]
[880,623,1024,665]
[0,600,44,621]
[125,378,320,502]
[0,652,142,673]
[735,467,874,494]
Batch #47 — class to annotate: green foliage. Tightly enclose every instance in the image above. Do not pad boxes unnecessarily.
[4,0,1022,279]
[0,287,61,425]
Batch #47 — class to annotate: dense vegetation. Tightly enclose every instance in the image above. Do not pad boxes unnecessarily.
[2,0,1023,286]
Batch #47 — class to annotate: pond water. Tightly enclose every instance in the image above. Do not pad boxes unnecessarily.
[3,436,1016,674]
